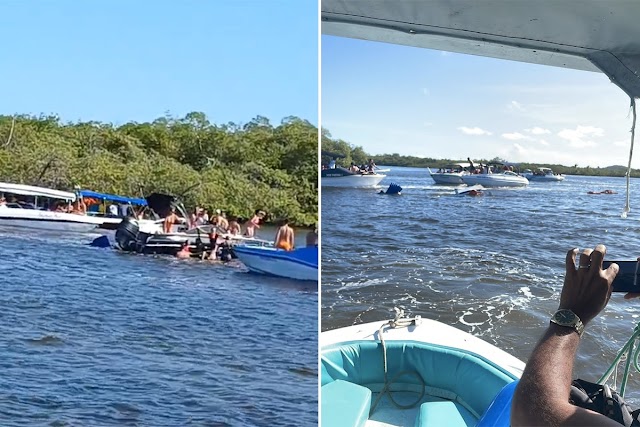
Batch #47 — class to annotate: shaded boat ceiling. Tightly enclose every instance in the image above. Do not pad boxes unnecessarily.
[321,0,640,98]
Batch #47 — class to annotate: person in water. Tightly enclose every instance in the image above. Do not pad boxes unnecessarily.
[245,209,265,237]
[511,244,636,426]
[274,218,295,251]
[176,241,191,259]
[163,207,180,233]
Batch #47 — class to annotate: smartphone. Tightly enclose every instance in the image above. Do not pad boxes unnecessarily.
[602,261,640,293]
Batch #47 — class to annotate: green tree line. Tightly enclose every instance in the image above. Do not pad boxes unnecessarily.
[0,113,318,226]
[321,130,640,177]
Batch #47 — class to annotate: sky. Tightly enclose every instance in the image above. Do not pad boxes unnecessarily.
[322,35,637,168]
[0,1,318,126]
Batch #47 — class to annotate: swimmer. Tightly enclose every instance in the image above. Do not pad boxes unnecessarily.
[176,241,191,259]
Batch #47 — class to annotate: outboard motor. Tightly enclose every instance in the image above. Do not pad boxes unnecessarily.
[115,216,142,252]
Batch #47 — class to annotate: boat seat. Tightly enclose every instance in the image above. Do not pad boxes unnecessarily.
[321,379,371,427]
[475,380,519,427]
[414,400,477,427]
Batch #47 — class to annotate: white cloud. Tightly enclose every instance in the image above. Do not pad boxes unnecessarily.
[502,132,534,141]
[539,139,550,146]
[526,127,551,135]
[458,126,492,136]
[557,125,604,148]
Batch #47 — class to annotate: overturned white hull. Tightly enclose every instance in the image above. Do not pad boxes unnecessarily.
[525,174,565,182]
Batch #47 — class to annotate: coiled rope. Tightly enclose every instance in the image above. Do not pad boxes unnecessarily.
[369,308,426,415]
[598,322,640,397]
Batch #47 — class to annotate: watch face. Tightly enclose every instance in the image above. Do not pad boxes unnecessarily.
[554,309,576,325]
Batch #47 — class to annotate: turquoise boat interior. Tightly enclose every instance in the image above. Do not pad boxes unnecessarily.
[321,340,519,427]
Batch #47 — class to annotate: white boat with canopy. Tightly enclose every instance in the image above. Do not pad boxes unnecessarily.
[524,167,566,182]
[429,163,472,185]
[321,1,640,425]
[0,182,105,232]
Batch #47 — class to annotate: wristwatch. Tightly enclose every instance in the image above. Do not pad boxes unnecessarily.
[550,309,584,337]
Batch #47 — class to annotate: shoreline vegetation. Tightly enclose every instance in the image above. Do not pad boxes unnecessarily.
[0,113,318,227]
[321,130,640,178]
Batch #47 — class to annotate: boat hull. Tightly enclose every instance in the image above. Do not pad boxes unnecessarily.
[0,209,102,232]
[430,173,466,185]
[234,245,318,281]
[462,174,529,187]
[525,174,565,182]
[321,174,385,188]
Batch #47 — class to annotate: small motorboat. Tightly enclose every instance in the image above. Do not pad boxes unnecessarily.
[321,309,524,427]
[322,167,386,188]
[523,167,566,182]
[322,151,385,188]
[455,184,486,196]
[233,245,318,281]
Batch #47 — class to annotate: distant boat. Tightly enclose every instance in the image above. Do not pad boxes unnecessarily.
[523,167,566,182]
[462,171,529,188]
[429,163,473,185]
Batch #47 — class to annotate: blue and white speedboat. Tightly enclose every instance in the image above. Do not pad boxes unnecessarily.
[233,245,318,282]
[321,310,524,427]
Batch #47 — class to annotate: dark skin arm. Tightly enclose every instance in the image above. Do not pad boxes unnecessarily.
[511,245,620,427]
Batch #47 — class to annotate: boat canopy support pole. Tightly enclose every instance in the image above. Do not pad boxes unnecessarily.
[622,98,637,219]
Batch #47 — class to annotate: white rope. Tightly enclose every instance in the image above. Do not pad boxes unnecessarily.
[370,308,425,415]
[622,97,636,219]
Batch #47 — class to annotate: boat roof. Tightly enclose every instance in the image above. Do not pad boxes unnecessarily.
[0,182,76,201]
[79,190,147,206]
[444,162,472,168]
[321,0,640,98]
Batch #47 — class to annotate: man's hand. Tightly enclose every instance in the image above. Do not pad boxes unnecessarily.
[559,245,619,326]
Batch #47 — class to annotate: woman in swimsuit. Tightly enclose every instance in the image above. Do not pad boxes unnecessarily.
[245,210,265,237]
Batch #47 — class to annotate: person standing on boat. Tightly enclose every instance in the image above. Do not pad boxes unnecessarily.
[245,210,265,237]
[163,207,180,233]
[511,244,625,426]
[227,217,241,235]
[274,218,294,251]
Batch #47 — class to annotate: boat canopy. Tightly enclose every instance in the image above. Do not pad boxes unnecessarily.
[0,182,76,201]
[321,0,640,98]
[79,190,147,206]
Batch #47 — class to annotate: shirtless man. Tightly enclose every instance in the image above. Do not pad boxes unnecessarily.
[227,217,242,235]
[274,219,294,251]
[176,241,191,259]
[163,207,179,233]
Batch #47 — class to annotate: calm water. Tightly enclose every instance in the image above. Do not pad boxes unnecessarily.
[322,167,640,404]
[0,228,317,426]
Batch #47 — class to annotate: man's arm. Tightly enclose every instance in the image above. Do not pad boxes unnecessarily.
[511,245,620,426]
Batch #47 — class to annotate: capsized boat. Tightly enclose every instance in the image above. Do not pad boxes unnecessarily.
[523,167,566,182]
[321,309,524,427]
[429,163,472,185]
[233,245,318,281]
[0,182,105,232]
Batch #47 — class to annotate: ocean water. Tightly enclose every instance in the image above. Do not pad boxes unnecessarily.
[322,167,640,405]
[0,228,317,426]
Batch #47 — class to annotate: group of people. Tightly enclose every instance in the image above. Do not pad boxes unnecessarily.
[348,158,378,174]
[187,207,263,237]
